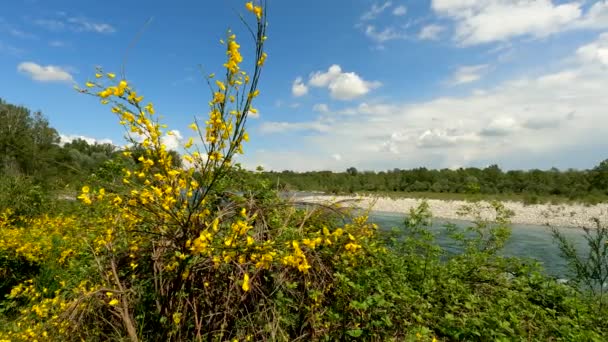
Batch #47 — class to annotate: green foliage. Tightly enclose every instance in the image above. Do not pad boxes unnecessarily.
[320,201,607,340]
[0,175,49,219]
[552,218,608,310]
[265,162,608,203]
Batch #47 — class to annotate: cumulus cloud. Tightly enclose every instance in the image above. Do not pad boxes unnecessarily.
[418,24,444,40]
[392,5,407,16]
[523,117,561,130]
[17,62,73,82]
[449,64,489,85]
[252,33,608,171]
[479,117,519,136]
[417,129,480,148]
[431,0,608,45]
[291,77,308,97]
[259,121,330,134]
[361,1,393,21]
[576,32,608,66]
[161,130,183,151]
[60,134,113,146]
[308,64,381,100]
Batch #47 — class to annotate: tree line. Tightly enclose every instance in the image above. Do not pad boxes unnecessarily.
[262,162,608,202]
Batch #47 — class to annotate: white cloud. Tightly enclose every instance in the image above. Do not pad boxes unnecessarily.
[17,62,73,82]
[252,33,608,171]
[259,121,330,134]
[60,134,113,146]
[431,0,586,45]
[364,25,404,43]
[392,5,407,16]
[313,103,330,113]
[309,65,342,87]
[67,17,116,33]
[291,77,308,97]
[7,28,36,39]
[308,64,381,100]
[449,64,489,85]
[576,32,608,66]
[33,19,65,31]
[332,153,342,161]
[417,129,480,148]
[361,1,393,21]
[479,117,519,136]
[418,24,444,40]
[49,40,68,48]
[575,1,608,29]
[161,130,183,151]
[34,16,115,34]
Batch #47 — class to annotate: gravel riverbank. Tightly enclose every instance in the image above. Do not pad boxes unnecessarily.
[296,195,608,228]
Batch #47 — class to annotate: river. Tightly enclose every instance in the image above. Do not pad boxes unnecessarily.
[368,211,589,278]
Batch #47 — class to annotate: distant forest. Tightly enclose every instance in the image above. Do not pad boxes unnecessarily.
[262,162,608,202]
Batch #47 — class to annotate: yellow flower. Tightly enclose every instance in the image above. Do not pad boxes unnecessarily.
[172,312,182,325]
[216,80,226,91]
[107,72,116,79]
[189,123,198,131]
[257,52,267,66]
[108,299,119,306]
[145,103,155,114]
[82,186,90,193]
[242,273,250,292]
[85,81,95,88]
[253,6,263,19]
[245,2,254,12]
[95,73,102,78]
[184,137,194,149]
[213,91,225,104]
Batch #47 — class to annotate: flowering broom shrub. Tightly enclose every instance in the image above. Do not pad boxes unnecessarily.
[0,2,382,341]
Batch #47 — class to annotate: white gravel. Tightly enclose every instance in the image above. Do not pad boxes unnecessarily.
[297,195,608,228]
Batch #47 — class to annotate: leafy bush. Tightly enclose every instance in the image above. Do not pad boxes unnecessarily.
[0,175,48,219]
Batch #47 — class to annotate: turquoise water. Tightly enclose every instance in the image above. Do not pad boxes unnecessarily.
[368,211,589,278]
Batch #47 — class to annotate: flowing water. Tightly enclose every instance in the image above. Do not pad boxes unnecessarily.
[287,192,590,278]
[368,211,589,278]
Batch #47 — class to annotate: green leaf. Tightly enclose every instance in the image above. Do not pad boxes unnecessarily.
[346,329,363,337]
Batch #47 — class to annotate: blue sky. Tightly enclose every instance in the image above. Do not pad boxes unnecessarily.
[1,0,608,171]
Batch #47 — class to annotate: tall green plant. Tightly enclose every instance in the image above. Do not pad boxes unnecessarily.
[552,218,608,310]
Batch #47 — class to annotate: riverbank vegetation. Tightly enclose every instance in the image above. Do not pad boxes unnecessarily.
[264,163,608,204]
[1,2,608,340]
